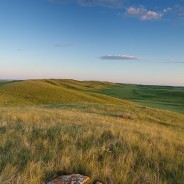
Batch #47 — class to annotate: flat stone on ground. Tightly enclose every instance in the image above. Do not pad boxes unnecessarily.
[46,174,90,184]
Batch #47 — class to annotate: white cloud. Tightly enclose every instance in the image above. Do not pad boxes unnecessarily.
[49,1,184,21]
[163,7,172,13]
[126,6,163,20]
[100,55,141,60]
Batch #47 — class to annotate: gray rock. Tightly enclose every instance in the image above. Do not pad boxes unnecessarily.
[46,174,91,184]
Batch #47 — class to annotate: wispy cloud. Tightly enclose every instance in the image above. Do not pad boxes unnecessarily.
[125,6,163,21]
[49,0,124,8]
[100,55,141,60]
[172,5,184,23]
[164,61,184,64]
[77,0,122,8]
[163,7,172,14]
[125,5,184,22]
[174,5,184,16]
[100,55,184,63]
[54,43,73,47]
[16,49,24,52]
[48,0,69,4]
[49,1,184,21]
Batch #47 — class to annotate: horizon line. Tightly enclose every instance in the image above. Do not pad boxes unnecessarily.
[0,78,183,88]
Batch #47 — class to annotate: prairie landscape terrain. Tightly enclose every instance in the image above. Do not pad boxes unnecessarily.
[1,0,184,183]
[94,84,184,114]
[0,79,184,184]
[0,79,183,114]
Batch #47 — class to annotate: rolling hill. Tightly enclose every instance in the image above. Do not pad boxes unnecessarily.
[0,79,132,106]
[94,84,184,114]
[0,79,184,183]
[0,79,183,114]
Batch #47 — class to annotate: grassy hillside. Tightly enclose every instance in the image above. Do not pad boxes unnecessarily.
[1,79,183,114]
[0,79,184,183]
[0,104,183,183]
[42,79,116,91]
[0,80,13,86]
[94,84,184,114]
[0,80,131,106]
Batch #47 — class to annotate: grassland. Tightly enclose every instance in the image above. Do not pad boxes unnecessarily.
[0,79,183,114]
[0,79,184,183]
[0,80,131,107]
[0,104,184,183]
[93,84,184,114]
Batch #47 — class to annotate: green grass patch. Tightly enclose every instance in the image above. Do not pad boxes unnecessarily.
[94,84,184,114]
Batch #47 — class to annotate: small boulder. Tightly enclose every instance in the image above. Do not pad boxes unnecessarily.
[46,174,90,184]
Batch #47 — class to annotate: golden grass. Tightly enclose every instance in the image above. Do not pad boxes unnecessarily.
[0,104,183,184]
[41,79,117,91]
[0,80,131,106]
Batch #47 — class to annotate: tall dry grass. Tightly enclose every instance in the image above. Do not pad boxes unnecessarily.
[0,105,184,183]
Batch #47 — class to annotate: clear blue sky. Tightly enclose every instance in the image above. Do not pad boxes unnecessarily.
[0,0,184,86]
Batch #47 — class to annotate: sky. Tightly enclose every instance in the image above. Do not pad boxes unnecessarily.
[0,0,184,86]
